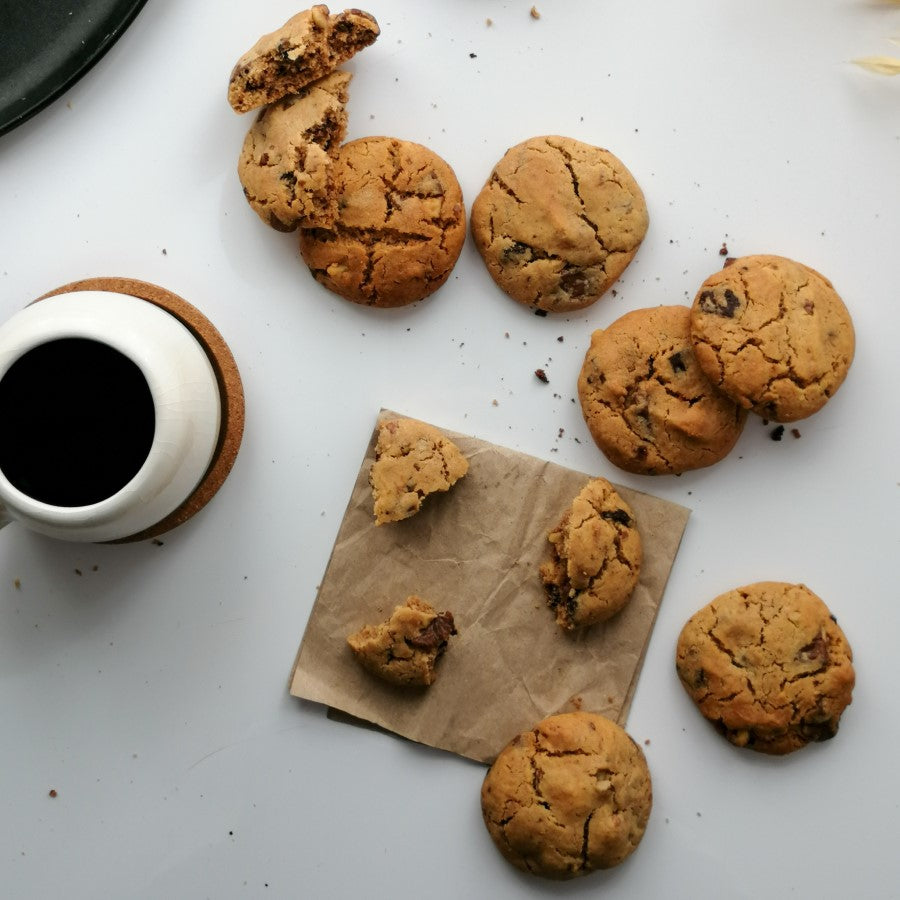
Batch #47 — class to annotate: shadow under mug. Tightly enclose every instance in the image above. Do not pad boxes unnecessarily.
[0,288,236,542]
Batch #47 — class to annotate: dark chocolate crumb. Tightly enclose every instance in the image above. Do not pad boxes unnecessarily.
[48,789,57,798]
[469,52,477,58]
[535,368,549,383]
[770,425,785,441]
[719,242,728,256]
[557,335,564,342]
[534,308,548,317]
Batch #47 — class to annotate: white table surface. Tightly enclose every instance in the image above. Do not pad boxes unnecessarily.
[1,1,898,897]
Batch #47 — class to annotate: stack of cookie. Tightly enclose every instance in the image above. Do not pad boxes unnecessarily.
[229,6,467,308]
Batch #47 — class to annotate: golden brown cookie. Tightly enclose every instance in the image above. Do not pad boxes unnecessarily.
[578,305,747,475]
[347,596,457,686]
[237,71,351,232]
[675,581,855,755]
[369,417,468,524]
[539,478,642,630]
[227,6,379,113]
[481,712,652,879]
[689,255,855,423]
[470,135,648,312]
[299,137,467,307]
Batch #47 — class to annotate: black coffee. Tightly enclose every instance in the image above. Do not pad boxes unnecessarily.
[0,338,155,507]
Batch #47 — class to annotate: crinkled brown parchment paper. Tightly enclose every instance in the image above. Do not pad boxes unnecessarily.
[289,410,690,763]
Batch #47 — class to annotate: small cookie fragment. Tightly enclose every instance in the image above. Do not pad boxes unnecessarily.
[690,255,855,422]
[347,596,457,686]
[237,70,351,231]
[227,5,379,113]
[299,137,467,307]
[369,417,469,524]
[470,135,648,312]
[578,305,747,475]
[539,478,642,629]
[481,712,652,880]
[675,581,855,755]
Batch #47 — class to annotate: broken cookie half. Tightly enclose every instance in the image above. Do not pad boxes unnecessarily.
[347,596,457,687]
[369,417,469,525]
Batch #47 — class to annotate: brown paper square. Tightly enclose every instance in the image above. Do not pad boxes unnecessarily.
[289,410,690,763]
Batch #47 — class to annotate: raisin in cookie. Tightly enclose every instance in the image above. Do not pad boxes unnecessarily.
[578,305,747,475]
[481,712,652,880]
[347,596,457,686]
[675,581,855,755]
[369,417,468,524]
[299,137,467,307]
[539,478,641,630]
[470,135,648,312]
[690,255,855,422]
[237,70,351,231]
[227,6,379,113]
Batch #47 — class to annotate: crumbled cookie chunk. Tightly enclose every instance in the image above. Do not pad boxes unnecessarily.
[481,712,652,879]
[347,596,457,686]
[369,418,469,524]
[539,478,642,629]
[470,135,648,312]
[227,5,379,113]
[690,255,855,422]
[676,581,855,754]
[237,71,351,231]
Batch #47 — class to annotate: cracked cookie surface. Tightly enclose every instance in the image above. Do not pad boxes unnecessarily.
[298,137,467,307]
[237,70,351,231]
[690,255,855,422]
[481,712,652,880]
[539,478,641,630]
[347,596,457,686]
[675,581,855,755]
[578,305,747,475]
[227,5,379,113]
[369,417,468,524]
[470,135,648,312]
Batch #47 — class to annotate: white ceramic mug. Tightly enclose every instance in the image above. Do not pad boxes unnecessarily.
[0,290,222,542]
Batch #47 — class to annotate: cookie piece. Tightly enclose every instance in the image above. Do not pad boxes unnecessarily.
[470,135,648,312]
[675,582,855,755]
[369,417,468,524]
[539,478,641,630]
[227,6,379,113]
[347,596,457,686]
[481,712,652,879]
[578,305,747,475]
[690,255,855,422]
[299,137,467,307]
[237,71,351,232]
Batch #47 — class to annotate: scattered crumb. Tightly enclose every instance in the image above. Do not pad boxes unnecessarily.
[469,52,477,58]
[557,335,564,342]
[48,789,57,798]
[530,5,541,19]
[770,425,785,442]
[74,569,82,576]
[534,308,548,317]
[14,578,21,590]
[161,248,167,256]
[151,539,164,546]
[492,399,499,406]
[535,368,549,383]
[486,18,493,27]
[791,428,801,439]
[719,242,728,256]
[644,739,651,746]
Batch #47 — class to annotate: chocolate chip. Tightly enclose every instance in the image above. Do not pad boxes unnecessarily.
[668,351,687,373]
[601,509,633,527]
[535,368,549,383]
[698,287,742,318]
[770,425,785,441]
[406,612,456,650]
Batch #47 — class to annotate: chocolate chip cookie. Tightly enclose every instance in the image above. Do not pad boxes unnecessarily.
[690,255,855,422]
[675,581,855,755]
[227,5,379,113]
[539,478,642,630]
[347,596,457,686]
[237,70,351,231]
[470,135,648,312]
[578,305,747,475]
[299,137,467,307]
[481,712,652,879]
[369,417,469,524]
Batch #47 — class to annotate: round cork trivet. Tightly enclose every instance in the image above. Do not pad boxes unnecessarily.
[37,277,245,542]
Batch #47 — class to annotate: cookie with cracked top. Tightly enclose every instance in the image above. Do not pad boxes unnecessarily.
[481,711,652,880]
[689,254,855,422]
[227,5,379,113]
[675,581,855,755]
[369,417,469,524]
[237,70,351,232]
[298,137,467,307]
[347,595,457,686]
[578,305,747,475]
[470,135,648,312]
[539,477,642,629]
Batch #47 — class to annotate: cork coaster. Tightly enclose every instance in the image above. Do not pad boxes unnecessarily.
[37,277,245,542]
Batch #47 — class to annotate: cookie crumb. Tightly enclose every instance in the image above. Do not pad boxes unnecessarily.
[719,242,728,256]
[74,569,82,576]
[530,5,541,19]
[534,308,548,317]
[13,578,21,590]
[724,256,736,267]
[48,789,57,798]
[486,18,493,26]
[534,368,549,383]
[770,425,785,441]
[469,52,477,58]
[557,335,564,342]
[791,428,801,439]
